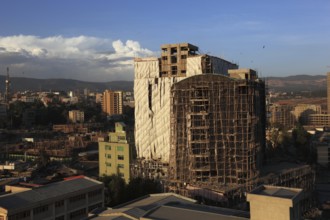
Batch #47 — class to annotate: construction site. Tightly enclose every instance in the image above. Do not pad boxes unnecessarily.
[133,43,316,210]
[169,72,265,186]
[134,43,238,163]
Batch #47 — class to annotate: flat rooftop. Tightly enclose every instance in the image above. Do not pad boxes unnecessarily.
[144,203,248,220]
[249,185,302,200]
[0,176,102,211]
[94,193,249,220]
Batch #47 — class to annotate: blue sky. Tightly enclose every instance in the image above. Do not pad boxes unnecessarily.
[0,0,329,81]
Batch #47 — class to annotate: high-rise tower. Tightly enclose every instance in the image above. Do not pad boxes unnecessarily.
[102,90,123,116]
[134,43,238,162]
[169,70,265,188]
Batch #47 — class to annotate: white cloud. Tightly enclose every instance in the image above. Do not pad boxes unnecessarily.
[0,35,154,81]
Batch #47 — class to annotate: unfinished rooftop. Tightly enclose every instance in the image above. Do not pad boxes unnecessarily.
[159,43,238,77]
[160,43,198,77]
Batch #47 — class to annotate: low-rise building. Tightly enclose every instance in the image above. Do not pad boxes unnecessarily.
[69,110,85,123]
[0,176,104,220]
[293,104,322,125]
[307,114,330,127]
[269,104,295,128]
[247,185,304,220]
[53,124,88,133]
[91,186,305,220]
[91,192,249,220]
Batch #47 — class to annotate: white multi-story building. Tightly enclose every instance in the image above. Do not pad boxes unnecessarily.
[134,43,238,162]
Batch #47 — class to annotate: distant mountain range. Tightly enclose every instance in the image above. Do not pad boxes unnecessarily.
[266,75,326,92]
[0,76,133,92]
[0,74,327,93]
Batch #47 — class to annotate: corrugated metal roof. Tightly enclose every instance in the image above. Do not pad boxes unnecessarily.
[93,193,248,220]
[0,176,102,210]
[115,193,196,210]
[143,204,248,220]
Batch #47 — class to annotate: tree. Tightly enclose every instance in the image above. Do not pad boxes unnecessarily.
[126,177,162,201]
[292,124,315,164]
[100,174,127,207]
[99,175,162,207]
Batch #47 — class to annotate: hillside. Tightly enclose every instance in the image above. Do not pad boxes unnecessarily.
[266,75,326,92]
[0,76,133,92]
[0,74,327,93]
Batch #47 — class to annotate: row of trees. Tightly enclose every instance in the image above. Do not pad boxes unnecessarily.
[3,98,135,130]
[3,99,105,129]
[266,123,316,164]
[99,174,162,207]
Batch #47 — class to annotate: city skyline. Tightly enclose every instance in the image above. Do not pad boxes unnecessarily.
[0,0,329,82]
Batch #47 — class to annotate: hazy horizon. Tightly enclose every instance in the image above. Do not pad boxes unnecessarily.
[0,1,329,82]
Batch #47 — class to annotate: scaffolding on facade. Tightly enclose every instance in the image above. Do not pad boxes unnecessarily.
[169,74,265,191]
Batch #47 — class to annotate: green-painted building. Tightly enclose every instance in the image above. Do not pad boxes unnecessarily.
[98,122,133,183]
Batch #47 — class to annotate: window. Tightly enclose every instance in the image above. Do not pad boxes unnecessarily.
[181,46,188,51]
[105,145,111,150]
[117,146,124,151]
[170,47,177,55]
[55,200,64,208]
[69,194,85,203]
[8,211,30,220]
[69,208,86,219]
[118,164,124,168]
[118,136,126,141]
[107,154,111,159]
[106,162,111,167]
[88,189,102,198]
[88,203,102,212]
[118,155,124,160]
[171,66,177,75]
[34,205,49,215]
[171,56,177,64]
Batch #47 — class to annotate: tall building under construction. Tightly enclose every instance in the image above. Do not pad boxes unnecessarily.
[134,43,314,209]
[134,43,238,162]
[169,69,266,188]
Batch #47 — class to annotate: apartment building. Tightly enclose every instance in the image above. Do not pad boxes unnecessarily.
[102,90,123,116]
[99,122,133,183]
[269,104,295,128]
[68,110,85,123]
[0,176,104,220]
[293,104,322,125]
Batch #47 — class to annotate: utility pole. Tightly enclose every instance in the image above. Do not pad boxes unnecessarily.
[4,67,11,107]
